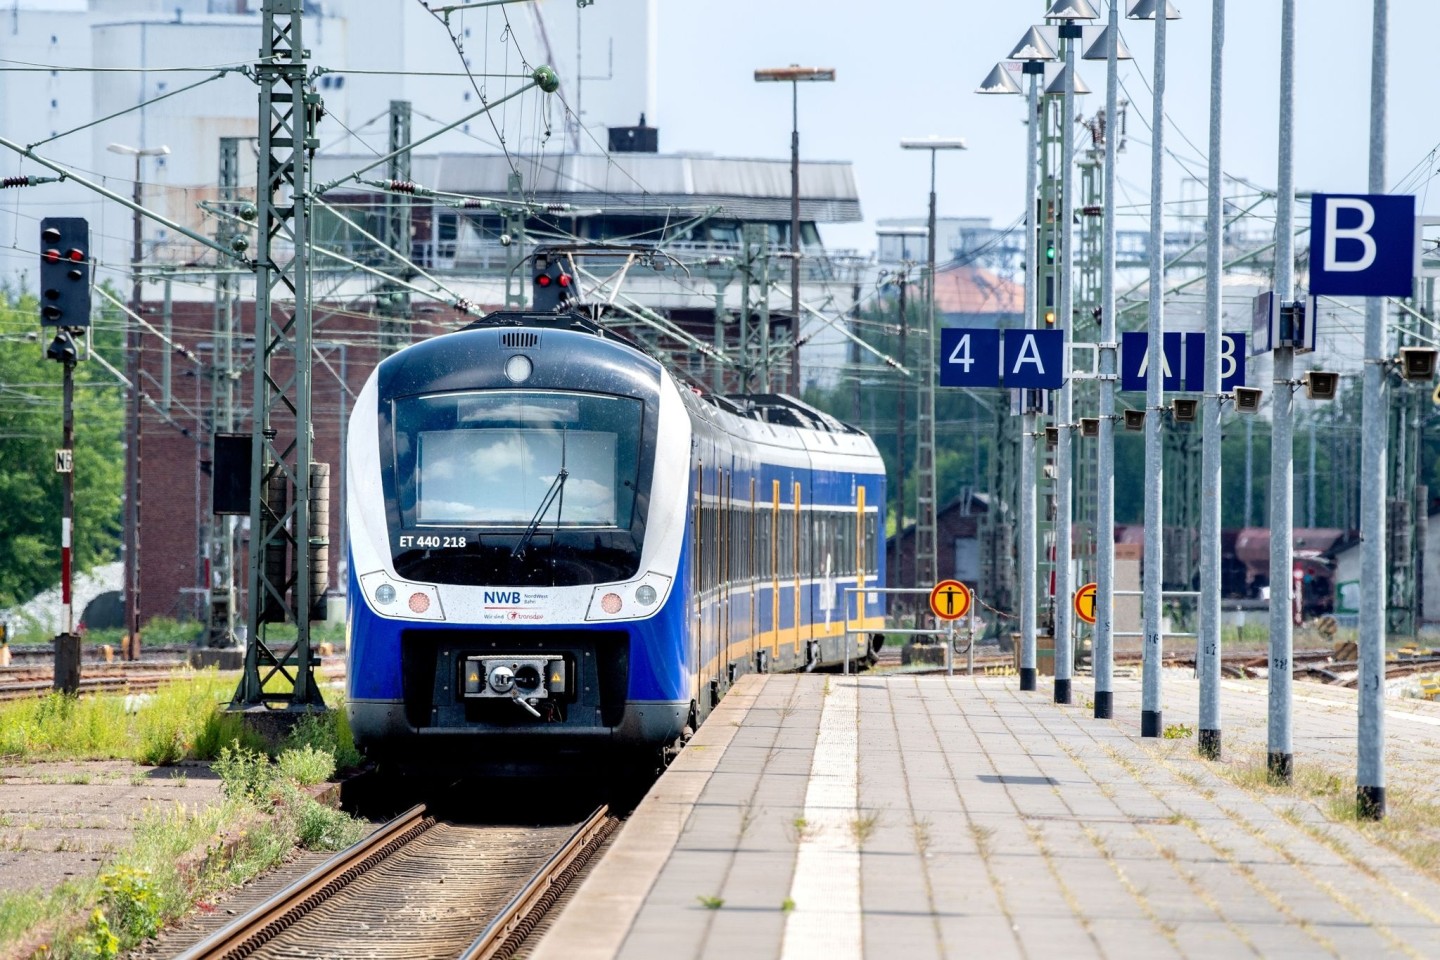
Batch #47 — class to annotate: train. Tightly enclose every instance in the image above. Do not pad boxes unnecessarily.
[344,304,888,773]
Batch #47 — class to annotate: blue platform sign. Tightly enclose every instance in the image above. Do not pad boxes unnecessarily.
[1002,329,1064,389]
[1121,331,1247,392]
[939,328,1064,389]
[1310,193,1415,297]
[939,328,1001,387]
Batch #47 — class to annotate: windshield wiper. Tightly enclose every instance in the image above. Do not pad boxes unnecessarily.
[511,431,568,560]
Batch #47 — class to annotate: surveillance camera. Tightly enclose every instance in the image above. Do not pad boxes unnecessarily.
[1171,398,1198,422]
[1079,417,1099,438]
[1400,346,1438,382]
[1044,426,1059,448]
[1304,371,1339,401]
[499,233,513,247]
[1123,408,1146,431]
[1233,386,1263,412]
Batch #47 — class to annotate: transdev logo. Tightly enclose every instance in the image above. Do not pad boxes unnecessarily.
[484,590,521,604]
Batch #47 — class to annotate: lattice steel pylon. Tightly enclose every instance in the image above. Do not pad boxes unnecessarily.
[234,0,325,709]
[378,99,413,353]
[206,136,243,648]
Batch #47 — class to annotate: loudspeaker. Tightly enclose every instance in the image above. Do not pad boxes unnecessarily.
[1400,347,1438,382]
[1304,371,1339,401]
[1123,408,1146,431]
[1079,417,1099,438]
[1171,398,1198,422]
[1234,386,1263,412]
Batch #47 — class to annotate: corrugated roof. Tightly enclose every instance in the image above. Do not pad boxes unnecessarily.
[935,265,1023,315]
[314,152,862,223]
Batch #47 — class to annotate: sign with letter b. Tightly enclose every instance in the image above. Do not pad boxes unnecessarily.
[1310,193,1415,297]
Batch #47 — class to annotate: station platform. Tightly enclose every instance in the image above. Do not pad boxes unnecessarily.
[532,671,1440,959]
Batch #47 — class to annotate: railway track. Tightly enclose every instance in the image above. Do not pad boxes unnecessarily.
[174,803,618,960]
[0,657,346,702]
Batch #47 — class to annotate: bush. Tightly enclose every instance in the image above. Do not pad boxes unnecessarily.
[97,865,162,947]
[212,742,278,802]
[292,797,363,851]
[277,745,335,786]
[139,616,203,646]
[282,709,362,772]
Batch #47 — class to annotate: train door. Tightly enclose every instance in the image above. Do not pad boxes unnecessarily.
[771,478,781,669]
[794,479,809,663]
[754,477,766,673]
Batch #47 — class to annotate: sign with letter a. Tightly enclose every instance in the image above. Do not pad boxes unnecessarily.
[1002,329,1064,389]
[1310,193,1415,297]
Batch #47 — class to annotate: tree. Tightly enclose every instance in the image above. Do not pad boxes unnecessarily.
[0,288,125,608]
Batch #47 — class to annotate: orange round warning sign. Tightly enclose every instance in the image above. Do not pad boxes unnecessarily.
[929,579,972,621]
[1074,582,1098,625]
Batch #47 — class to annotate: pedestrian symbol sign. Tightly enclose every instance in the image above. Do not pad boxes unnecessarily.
[1074,582,1098,626]
[929,579,972,621]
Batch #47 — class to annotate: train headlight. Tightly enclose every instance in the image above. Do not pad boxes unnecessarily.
[504,354,533,383]
[358,571,445,620]
[586,572,671,620]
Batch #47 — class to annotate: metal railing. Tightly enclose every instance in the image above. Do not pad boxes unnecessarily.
[1108,589,1200,640]
[842,586,979,677]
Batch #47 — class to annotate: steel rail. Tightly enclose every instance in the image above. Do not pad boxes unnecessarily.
[460,804,618,960]
[173,804,437,960]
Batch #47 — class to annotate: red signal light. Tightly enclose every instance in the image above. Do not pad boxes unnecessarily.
[67,248,84,262]
[557,274,570,288]
[44,249,60,264]
[536,274,551,287]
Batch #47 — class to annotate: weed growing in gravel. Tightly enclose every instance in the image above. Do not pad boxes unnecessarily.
[1162,723,1194,740]
[695,895,724,910]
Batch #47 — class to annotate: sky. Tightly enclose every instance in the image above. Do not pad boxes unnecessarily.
[652,0,1439,257]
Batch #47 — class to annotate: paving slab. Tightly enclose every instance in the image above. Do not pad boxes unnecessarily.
[533,674,1440,959]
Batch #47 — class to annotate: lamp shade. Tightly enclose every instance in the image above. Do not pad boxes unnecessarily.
[976,63,1023,95]
[1043,63,1092,97]
[1082,25,1134,61]
[1045,0,1099,19]
[1009,26,1059,61]
[1128,0,1181,20]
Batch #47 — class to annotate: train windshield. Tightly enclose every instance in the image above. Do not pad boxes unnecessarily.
[388,389,649,585]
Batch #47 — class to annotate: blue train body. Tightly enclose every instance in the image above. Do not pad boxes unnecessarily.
[344,311,886,769]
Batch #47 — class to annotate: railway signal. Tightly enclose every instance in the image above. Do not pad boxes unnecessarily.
[39,217,90,328]
[533,253,576,312]
[40,218,87,695]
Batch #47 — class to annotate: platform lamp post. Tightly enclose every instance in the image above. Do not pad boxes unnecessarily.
[983,27,1057,693]
[1043,0,1098,707]
[900,136,966,593]
[1127,0,1181,738]
[1081,2,1134,722]
[754,65,835,396]
[108,142,170,663]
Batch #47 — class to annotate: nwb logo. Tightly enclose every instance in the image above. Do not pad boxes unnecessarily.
[484,591,521,604]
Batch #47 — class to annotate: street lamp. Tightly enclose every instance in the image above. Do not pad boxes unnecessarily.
[1043,0,1097,708]
[978,29,1056,694]
[1127,0,1182,739]
[754,65,835,396]
[107,142,170,662]
[1082,0,1134,724]
[900,136,966,592]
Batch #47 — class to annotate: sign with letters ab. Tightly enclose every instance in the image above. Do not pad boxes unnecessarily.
[1310,193,1415,297]
[1120,331,1247,392]
[939,327,1064,389]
